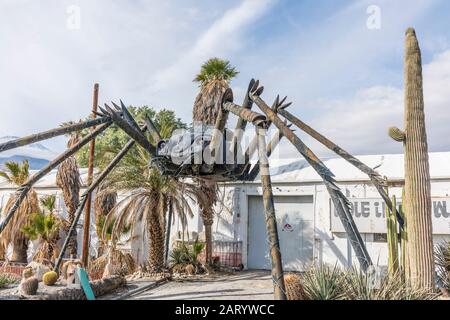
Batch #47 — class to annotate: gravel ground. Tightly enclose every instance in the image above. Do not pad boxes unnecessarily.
[127,270,273,300]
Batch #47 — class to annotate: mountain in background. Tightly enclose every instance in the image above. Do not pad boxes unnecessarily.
[0,136,57,170]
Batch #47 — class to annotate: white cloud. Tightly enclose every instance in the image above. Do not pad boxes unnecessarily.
[275,49,450,160]
[0,0,275,152]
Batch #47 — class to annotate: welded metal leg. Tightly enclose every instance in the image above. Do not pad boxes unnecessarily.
[251,89,372,271]
[256,126,287,300]
[246,128,286,181]
[0,116,112,154]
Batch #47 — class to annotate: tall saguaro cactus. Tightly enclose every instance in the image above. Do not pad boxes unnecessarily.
[388,28,434,288]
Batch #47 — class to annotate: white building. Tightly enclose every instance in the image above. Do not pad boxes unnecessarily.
[173,152,450,271]
[1,153,449,270]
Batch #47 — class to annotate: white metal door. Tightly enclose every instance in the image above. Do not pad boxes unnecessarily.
[247,195,314,271]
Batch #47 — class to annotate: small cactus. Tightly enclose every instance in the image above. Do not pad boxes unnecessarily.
[388,127,405,142]
[185,264,196,275]
[388,28,434,288]
[19,267,39,296]
[42,271,58,286]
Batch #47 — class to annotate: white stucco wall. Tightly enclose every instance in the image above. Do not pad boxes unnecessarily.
[169,177,450,270]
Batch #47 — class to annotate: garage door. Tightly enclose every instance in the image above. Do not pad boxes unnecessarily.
[247,195,314,271]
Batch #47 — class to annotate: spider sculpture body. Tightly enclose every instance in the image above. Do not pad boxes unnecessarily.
[0,79,398,300]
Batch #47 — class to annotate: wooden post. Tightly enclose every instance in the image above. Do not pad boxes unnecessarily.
[255,125,287,300]
[55,128,146,271]
[82,83,99,267]
[277,107,403,228]
[164,200,173,267]
[0,122,111,235]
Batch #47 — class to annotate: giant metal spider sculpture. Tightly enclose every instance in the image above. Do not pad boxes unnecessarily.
[0,79,402,300]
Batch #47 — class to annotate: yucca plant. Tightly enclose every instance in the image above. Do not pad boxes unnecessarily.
[0,273,20,288]
[192,58,238,266]
[435,241,450,293]
[56,127,82,258]
[21,202,62,263]
[0,160,40,263]
[342,269,437,300]
[342,267,378,300]
[388,28,434,288]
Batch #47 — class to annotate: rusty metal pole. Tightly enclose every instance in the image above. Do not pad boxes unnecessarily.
[82,83,99,267]
[255,125,287,300]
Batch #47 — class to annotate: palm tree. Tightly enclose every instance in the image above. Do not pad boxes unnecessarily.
[21,195,62,263]
[104,148,207,273]
[192,58,238,265]
[56,129,82,258]
[94,182,117,257]
[0,160,40,263]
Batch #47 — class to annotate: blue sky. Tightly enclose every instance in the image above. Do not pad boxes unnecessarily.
[1,0,450,159]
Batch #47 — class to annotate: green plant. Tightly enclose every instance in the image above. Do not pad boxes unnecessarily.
[399,187,409,279]
[284,273,307,300]
[42,271,58,286]
[301,264,345,300]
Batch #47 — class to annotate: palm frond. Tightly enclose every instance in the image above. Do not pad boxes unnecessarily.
[194,58,238,85]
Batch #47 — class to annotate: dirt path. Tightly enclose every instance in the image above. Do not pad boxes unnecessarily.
[128,270,274,300]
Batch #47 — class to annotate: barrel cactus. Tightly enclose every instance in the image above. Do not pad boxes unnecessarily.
[388,28,434,288]
[42,271,58,286]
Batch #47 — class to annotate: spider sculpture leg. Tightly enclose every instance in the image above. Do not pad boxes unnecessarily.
[250,82,372,271]
[255,124,288,300]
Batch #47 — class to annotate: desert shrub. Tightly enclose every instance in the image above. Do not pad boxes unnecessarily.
[0,273,20,288]
[301,264,345,300]
[298,264,438,300]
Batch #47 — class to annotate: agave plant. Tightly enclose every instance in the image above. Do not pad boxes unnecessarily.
[21,195,62,263]
[435,241,450,292]
[169,238,205,267]
[0,272,20,288]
